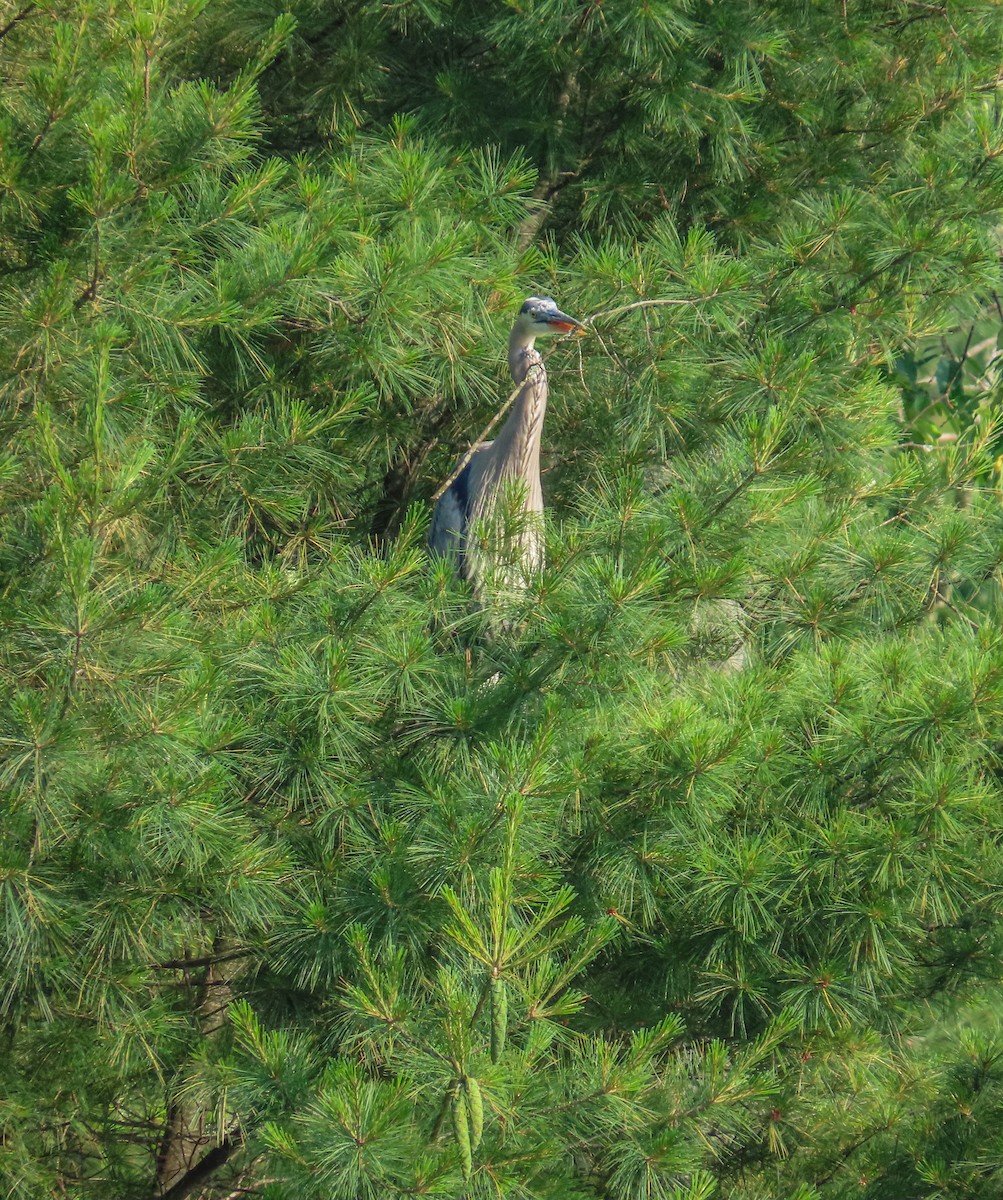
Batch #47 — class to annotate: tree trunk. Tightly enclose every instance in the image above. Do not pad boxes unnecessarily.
[155,939,244,1196]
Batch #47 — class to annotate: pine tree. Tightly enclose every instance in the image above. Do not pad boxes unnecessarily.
[3,1,1003,1199]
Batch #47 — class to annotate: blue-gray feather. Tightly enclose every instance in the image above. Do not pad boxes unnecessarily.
[450,459,473,520]
[428,457,479,577]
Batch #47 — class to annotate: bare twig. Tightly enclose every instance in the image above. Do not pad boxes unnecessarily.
[431,358,551,502]
[432,294,712,502]
[431,350,559,501]
[586,295,717,324]
[937,591,981,631]
[153,948,252,972]
[0,3,34,42]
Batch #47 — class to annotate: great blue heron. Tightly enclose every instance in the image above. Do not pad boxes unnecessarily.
[428,296,583,605]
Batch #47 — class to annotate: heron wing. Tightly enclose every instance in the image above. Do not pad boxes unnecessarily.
[428,445,493,577]
[428,483,467,559]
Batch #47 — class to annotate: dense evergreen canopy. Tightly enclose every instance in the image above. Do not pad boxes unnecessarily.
[3,1,1003,1197]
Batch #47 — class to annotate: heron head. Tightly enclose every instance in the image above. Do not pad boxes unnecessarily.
[517,296,584,337]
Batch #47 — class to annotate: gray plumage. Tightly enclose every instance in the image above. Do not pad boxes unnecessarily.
[429,297,583,604]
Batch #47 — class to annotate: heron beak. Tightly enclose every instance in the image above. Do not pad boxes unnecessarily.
[545,311,586,334]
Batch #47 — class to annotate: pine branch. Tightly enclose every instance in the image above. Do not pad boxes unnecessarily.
[655,467,761,565]
[151,1131,245,1200]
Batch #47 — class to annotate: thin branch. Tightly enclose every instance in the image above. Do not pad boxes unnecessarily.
[937,591,981,632]
[705,468,760,524]
[655,467,761,568]
[812,1126,888,1188]
[28,111,54,155]
[219,1180,279,1200]
[586,295,718,325]
[74,221,102,309]
[0,3,34,42]
[431,358,550,502]
[789,249,914,334]
[152,948,252,972]
[943,320,976,396]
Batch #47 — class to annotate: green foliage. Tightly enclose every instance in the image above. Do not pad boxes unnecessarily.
[3,1,1003,1199]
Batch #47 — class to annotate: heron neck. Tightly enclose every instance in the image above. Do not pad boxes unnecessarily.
[498,326,548,479]
[508,325,537,382]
